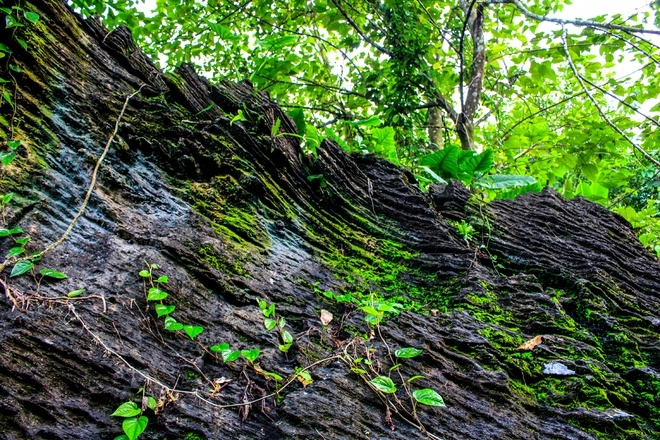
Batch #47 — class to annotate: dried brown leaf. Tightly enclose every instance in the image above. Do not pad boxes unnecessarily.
[517,335,543,351]
[320,309,333,325]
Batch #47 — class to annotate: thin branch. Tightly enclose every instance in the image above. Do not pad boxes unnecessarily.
[562,28,660,169]
[488,0,660,36]
[69,303,342,410]
[328,0,394,56]
[0,86,145,274]
[463,0,486,119]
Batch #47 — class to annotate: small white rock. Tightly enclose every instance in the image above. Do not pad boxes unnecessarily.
[543,362,575,376]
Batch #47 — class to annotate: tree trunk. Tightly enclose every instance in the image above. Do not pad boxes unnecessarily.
[1,1,659,439]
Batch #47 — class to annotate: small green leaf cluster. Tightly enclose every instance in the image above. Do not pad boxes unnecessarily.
[139,262,203,340]
[448,219,476,243]
[320,288,403,326]
[1,4,39,120]
[363,348,445,407]
[210,342,260,364]
[110,395,157,440]
[258,299,293,353]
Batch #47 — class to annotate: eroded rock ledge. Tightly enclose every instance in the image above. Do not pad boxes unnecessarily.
[0,1,659,439]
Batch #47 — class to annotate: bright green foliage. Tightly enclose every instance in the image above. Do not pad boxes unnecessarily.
[413,388,445,406]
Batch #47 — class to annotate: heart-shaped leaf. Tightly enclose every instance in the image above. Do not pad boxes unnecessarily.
[164,316,183,331]
[122,416,148,440]
[154,304,175,317]
[264,318,277,330]
[147,287,168,301]
[111,401,141,418]
[241,348,260,363]
[369,376,396,394]
[183,325,204,339]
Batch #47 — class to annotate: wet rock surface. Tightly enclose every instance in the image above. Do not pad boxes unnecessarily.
[0,1,659,439]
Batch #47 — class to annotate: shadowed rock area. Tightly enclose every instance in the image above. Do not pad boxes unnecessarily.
[1,1,659,439]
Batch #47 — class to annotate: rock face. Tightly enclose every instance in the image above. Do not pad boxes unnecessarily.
[1,1,659,439]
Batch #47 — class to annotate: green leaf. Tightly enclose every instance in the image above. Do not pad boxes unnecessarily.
[9,64,21,73]
[183,325,204,339]
[0,227,23,237]
[122,416,148,440]
[114,436,130,440]
[6,247,24,258]
[5,140,20,150]
[458,149,494,182]
[263,303,275,317]
[474,174,537,190]
[147,287,168,301]
[154,275,168,283]
[271,118,281,137]
[0,43,11,53]
[407,375,424,383]
[15,237,30,245]
[2,90,13,108]
[420,166,447,184]
[0,151,16,165]
[5,15,23,29]
[278,343,292,353]
[67,289,85,298]
[241,348,260,363]
[420,146,459,179]
[287,107,306,134]
[2,192,14,203]
[369,376,396,394]
[40,269,68,279]
[154,304,175,317]
[264,318,277,330]
[210,343,230,352]
[346,116,382,127]
[281,330,293,344]
[395,347,423,358]
[223,349,240,363]
[211,343,240,363]
[111,402,141,418]
[16,38,27,50]
[23,11,39,24]
[262,370,284,381]
[413,388,445,406]
[138,270,150,278]
[146,396,157,410]
[163,316,183,331]
[10,260,33,277]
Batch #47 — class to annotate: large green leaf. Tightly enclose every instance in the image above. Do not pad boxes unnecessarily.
[474,174,537,190]
[420,145,459,179]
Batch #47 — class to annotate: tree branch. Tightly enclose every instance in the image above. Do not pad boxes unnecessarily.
[562,28,660,169]
[488,0,660,36]
[329,0,394,57]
